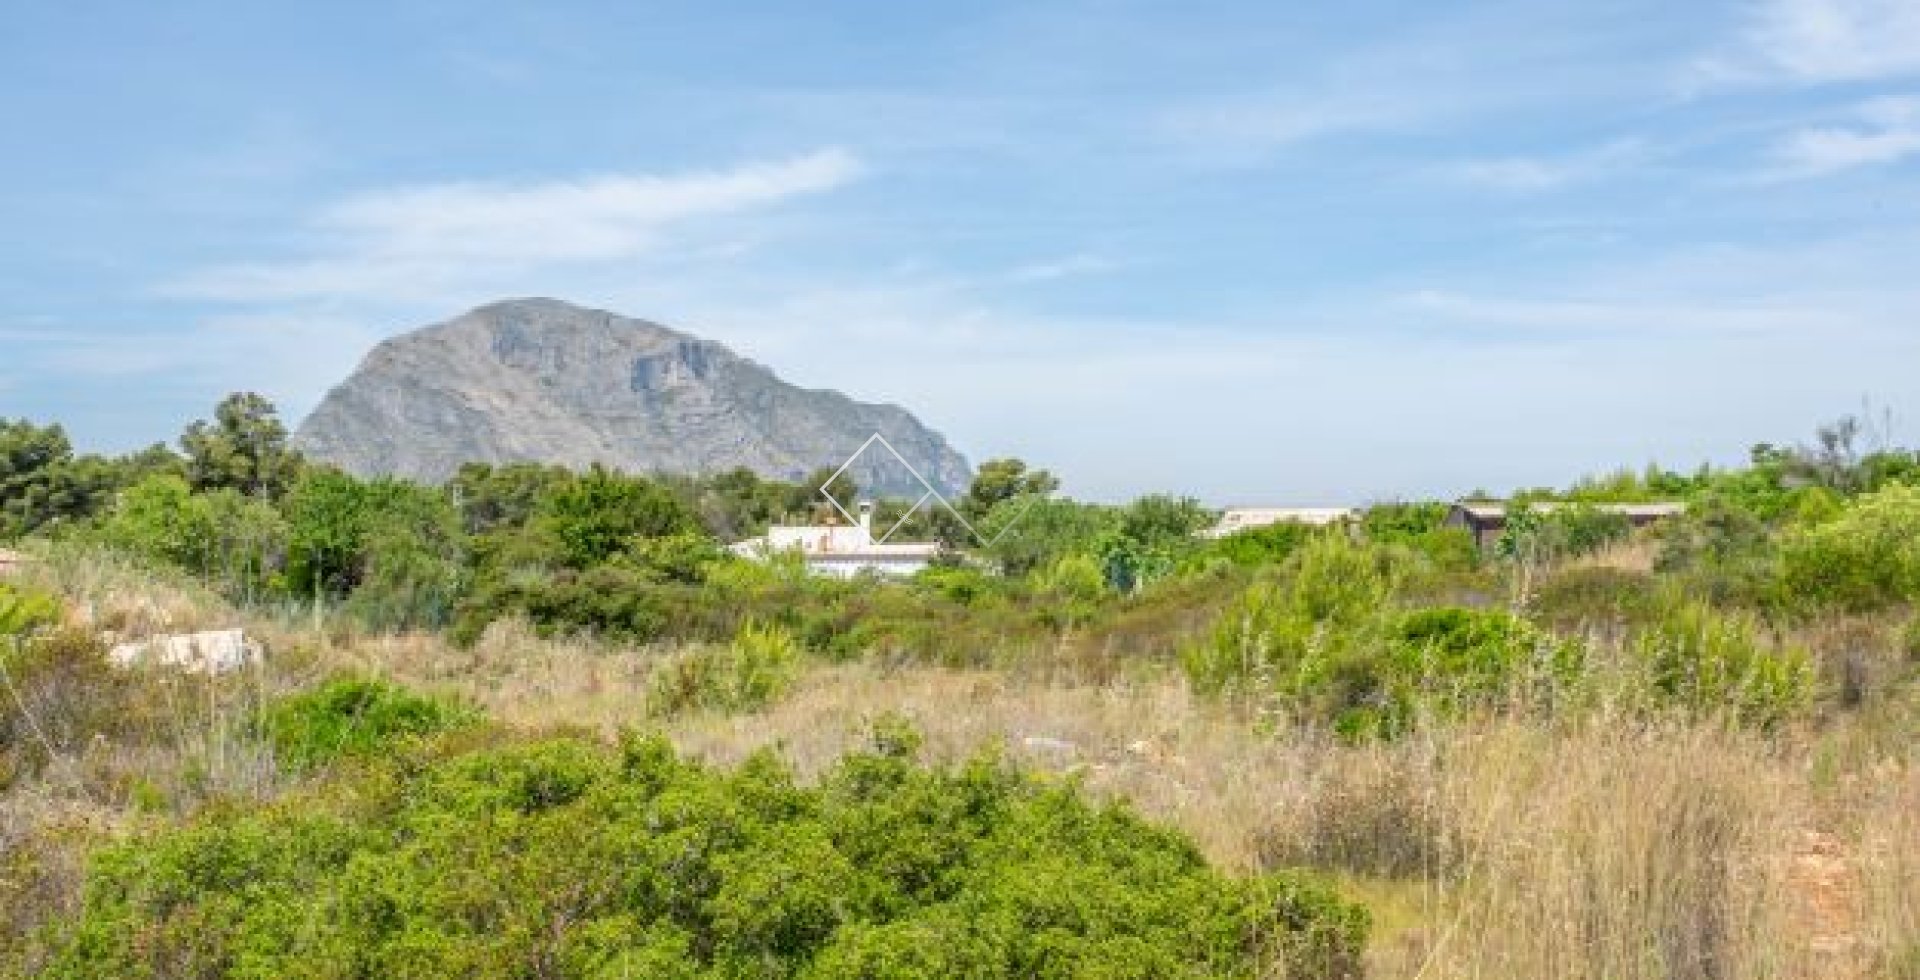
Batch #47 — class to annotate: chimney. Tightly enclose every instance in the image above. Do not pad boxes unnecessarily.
[857,500,874,544]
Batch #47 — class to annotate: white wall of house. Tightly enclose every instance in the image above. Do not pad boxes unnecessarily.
[728,501,941,578]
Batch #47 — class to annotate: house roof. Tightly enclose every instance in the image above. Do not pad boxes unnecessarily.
[1202,506,1358,537]
[1218,506,1357,522]
[1451,501,1686,521]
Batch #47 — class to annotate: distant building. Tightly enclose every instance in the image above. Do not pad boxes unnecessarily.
[1444,501,1686,550]
[729,501,942,579]
[1201,506,1359,539]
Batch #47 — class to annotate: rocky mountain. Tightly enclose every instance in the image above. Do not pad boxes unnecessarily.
[293,299,973,495]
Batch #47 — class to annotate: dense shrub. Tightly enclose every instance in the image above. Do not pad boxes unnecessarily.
[1184,532,1587,737]
[1653,493,1782,608]
[1361,502,1478,571]
[96,476,288,595]
[1388,606,1580,710]
[474,565,678,644]
[1181,536,1398,721]
[1497,502,1632,566]
[265,677,479,771]
[1198,521,1318,568]
[48,727,1368,979]
[0,629,144,785]
[911,563,1001,606]
[1781,483,1920,611]
[1528,566,1660,630]
[0,581,60,637]
[1029,552,1110,627]
[538,466,702,569]
[282,471,467,627]
[647,621,801,717]
[1635,602,1812,729]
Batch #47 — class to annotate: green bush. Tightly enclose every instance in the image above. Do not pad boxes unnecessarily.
[0,582,59,638]
[1653,493,1782,608]
[1198,521,1317,568]
[1388,606,1580,710]
[1361,502,1478,571]
[1030,552,1109,627]
[1781,483,1920,611]
[48,727,1368,979]
[912,563,1000,606]
[1635,602,1812,729]
[1528,566,1659,629]
[1183,532,1589,737]
[1181,536,1397,717]
[537,465,702,569]
[282,471,467,628]
[265,677,479,771]
[0,629,144,786]
[647,621,801,717]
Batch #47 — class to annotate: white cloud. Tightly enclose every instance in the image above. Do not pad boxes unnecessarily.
[1400,287,1864,337]
[1005,253,1121,283]
[1159,96,1411,156]
[1447,138,1651,192]
[171,150,864,303]
[1696,0,1920,85]
[1766,96,1920,177]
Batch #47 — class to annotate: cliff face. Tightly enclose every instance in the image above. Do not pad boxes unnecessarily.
[293,298,973,494]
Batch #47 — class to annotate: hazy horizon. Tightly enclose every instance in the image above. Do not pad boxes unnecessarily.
[5,1,1917,501]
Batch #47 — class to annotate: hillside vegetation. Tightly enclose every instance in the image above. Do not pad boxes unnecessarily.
[1,397,1917,978]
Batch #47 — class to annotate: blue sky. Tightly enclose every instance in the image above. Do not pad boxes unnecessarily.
[4,0,1918,502]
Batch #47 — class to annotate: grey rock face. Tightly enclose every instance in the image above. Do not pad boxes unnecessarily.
[293,299,974,494]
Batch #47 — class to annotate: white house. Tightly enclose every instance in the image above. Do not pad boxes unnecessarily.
[1201,506,1359,539]
[729,501,942,579]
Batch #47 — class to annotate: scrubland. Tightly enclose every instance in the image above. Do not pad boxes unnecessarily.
[2,406,1918,976]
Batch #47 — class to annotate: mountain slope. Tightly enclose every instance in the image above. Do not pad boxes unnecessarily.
[293,299,973,494]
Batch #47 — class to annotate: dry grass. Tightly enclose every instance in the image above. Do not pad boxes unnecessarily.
[1570,536,1662,575]
[6,545,1915,978]
[338,618,1916,979]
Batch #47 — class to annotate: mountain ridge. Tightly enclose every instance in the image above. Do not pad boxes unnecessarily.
[292,298,974,495]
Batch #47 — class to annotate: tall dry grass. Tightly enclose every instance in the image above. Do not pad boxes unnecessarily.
[6,544,1915,977]
[346,611,1917,979]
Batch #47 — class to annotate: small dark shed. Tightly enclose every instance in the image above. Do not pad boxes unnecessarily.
[1443,501,1686,550]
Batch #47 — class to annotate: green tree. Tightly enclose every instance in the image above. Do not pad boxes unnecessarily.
[537,466,703,569]
[449,461,571,534]
[0,419,74,536]
[1098,494,1214,593]
[962,458,1059,520]
[282,470,369,598]
[283,471,466,626]
[978,497,1116,577]
[98,475,213,569]
[796,465,859,523]
[179,392,303,499]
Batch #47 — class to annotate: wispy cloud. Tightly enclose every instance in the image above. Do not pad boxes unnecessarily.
[1765,96,1920,177]
[1005,253,1121,283]
[170,150,864,303]
[1159,96,1412,157]
[1446,138,1651,192]
[1694,0,1920,85]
